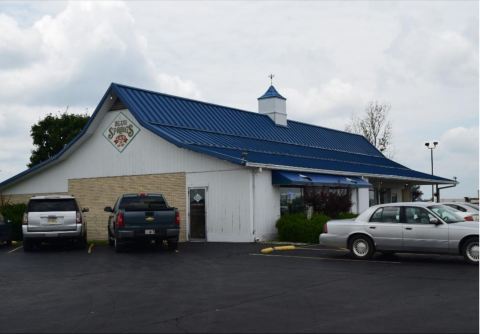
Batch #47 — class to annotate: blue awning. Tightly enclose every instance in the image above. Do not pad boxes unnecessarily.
[272,171,371,188]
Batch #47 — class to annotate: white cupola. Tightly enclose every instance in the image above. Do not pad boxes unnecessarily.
[258,85,287,126]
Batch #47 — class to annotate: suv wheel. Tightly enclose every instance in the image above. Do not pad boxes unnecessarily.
[462,237,479,264]
[349,235,374,260]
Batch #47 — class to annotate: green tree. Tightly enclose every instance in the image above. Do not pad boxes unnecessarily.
[28,111,89,168]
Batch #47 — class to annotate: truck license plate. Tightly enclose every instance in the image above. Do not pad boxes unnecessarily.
[47,217,57,224]
[145,229,155,235]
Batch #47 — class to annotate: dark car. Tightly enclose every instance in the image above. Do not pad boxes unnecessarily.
[0,213,12,246]
[105,193,180,252]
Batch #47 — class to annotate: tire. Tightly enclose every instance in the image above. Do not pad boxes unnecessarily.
[108,230,114,247]
[462,237,479,264]
[5,240,12,247]
[349,235,375,260]
[77,236,87,249]
[167,239,178,252]
[114,237,125,253]
[23,238,34,252]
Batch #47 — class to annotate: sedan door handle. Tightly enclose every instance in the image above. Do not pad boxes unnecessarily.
[405,227,413,230]
[369,226,376,229]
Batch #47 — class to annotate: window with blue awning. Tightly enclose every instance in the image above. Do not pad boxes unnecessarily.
[272,171,371,188]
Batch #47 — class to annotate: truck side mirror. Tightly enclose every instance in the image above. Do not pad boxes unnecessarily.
[104,206,113,213]
[429,217,441,225]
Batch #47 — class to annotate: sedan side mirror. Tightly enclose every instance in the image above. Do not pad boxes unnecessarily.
[429,217,441,225]
[82,208,89,213]
[104,206,113,213]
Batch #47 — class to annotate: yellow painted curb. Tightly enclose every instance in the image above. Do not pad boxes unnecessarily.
[261,247,274,254]
[260,245,296,254]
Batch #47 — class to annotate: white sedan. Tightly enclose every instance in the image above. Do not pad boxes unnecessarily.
[320,202,479,264]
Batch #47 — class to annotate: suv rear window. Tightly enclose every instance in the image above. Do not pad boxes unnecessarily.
[119,196,168,211]
[28,199,78,212]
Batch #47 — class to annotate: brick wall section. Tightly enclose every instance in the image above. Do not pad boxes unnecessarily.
[68,173,186,241]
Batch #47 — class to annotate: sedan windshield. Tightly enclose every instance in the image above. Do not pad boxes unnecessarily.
[428,205,465,223]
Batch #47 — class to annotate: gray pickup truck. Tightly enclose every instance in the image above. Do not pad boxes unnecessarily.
[105,193,180,252]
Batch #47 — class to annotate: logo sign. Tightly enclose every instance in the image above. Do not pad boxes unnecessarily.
[193,193,203,202]
[103,112,140,152]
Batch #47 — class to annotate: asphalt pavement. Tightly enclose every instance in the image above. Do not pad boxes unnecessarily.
[0,242,478,333]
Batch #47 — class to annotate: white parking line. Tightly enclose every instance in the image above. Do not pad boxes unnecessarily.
[7,246,23,253]
[250,253,401,264]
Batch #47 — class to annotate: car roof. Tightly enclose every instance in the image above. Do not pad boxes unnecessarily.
[29,195,75,200]
[370,202,443,209]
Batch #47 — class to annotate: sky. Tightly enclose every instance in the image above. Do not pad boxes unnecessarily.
[0,1,478,199]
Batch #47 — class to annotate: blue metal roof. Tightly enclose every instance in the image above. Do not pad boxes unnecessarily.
[258,85,286,100]
[0,83,453,189]
[272,171,371,188]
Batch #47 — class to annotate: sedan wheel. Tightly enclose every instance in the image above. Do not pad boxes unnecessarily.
[463,238,479,264]
[350,236,374,259]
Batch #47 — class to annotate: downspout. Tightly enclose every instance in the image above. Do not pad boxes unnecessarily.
[436,177,458,202]
[252,168,257,242]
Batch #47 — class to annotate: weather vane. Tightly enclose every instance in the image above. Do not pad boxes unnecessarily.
[268,74,275,85]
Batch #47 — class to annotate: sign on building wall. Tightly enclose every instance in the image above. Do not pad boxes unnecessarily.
[103,112,140,152]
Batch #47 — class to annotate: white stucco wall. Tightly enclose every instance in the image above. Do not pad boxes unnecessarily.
[186,169,254,242]
[4,109,238,195]
[252,169,281,241]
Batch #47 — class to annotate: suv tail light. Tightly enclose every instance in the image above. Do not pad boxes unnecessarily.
[116,211,125,228]
[464,215,474,221]
[22,213,28,225]
[175,211,180,225]
[76,212,82,224]
[323,223,328,233]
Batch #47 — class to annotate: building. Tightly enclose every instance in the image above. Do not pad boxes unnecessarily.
[0,83,454,242]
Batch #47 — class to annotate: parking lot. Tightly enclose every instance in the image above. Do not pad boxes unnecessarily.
[0,242,478,333]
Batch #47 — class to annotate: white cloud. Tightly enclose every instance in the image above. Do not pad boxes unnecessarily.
[285,79,369,129]
[0,1,201,105]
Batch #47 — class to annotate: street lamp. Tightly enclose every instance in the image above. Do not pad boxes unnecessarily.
[425,141,439,201]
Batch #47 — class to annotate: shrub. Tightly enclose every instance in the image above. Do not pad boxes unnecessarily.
[336,212,358,220]
[0,203,26,241]
[276,213,330,243]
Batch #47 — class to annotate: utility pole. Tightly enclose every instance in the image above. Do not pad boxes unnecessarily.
[425,141,438,202]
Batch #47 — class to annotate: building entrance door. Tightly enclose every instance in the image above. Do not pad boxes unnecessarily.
[189,188,206,240]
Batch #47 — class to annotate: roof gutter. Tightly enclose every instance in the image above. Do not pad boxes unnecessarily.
[245,162,454,185]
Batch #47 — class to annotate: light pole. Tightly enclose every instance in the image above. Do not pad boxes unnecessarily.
[424,141,438,201]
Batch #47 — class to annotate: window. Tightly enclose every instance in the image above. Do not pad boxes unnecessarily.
[28,199,78,212]
[444,204,466,212]
[280,188,304,215]
[428,205,464,223]
[119,196,168,211]
[369,206,400,223]
[404,207,434,224]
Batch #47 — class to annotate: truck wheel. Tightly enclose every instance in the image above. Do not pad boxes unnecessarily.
[23,239,34,252]
[349,235,374,260]
[462,237,479,264]
[167,239,178,251]
[108,230,114,247]
[114,238,125,253]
